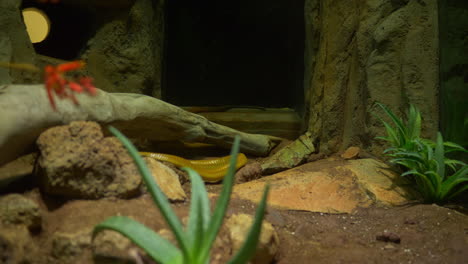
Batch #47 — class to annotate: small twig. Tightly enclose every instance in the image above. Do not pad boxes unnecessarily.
[0,62,40,72]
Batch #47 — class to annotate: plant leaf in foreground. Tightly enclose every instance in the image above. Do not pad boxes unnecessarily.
[93,216,183,264]
[93,128,269,264]
[228,184,270,264]
[375,103,468,203]
[107,126,189,258]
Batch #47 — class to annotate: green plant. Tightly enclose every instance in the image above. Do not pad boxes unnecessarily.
[374,102,464,156]
[390,133,467,202]
[374,103,468,203]
[93,127,270,264]
[374,102,421,152]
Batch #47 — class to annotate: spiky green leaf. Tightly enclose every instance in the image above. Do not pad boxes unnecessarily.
[108,126,189,257]
[228,184,270,264]
[434,132,446,180]
[198,136,241,262]
[184,167,211,258]
[93,216,183,264]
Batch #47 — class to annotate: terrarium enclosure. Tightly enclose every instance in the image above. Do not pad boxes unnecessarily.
[0,0,467,263]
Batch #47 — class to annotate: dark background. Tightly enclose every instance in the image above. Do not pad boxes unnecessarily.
[163,0,305,109]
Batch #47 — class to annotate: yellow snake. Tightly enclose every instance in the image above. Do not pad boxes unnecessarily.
[139,152,248,182]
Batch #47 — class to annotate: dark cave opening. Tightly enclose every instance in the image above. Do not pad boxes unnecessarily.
[21,0,96,61]
[163,0,305,109]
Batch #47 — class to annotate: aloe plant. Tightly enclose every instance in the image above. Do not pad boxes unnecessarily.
[93,127,270,264]
[374,102,421,152]
[375,103,468,203]
[390,133,467,202]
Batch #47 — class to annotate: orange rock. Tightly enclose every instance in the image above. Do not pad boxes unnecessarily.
[233,159,414,214]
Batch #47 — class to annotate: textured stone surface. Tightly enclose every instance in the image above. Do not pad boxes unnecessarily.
[0,84,277,166]
[0,224,38,264]
[143,158,186,202]
[261,132,315,174]
[51,229,92,262]
[305,0,439,155]
[235,161,263,184]
[0,194,41,231]
[234,158,414,214]
[37,121,142,199]
[341,146,361,159]
[93,230,143,264]
[83,0,165,98]
[156,226,232,264]
[226,214,279,264]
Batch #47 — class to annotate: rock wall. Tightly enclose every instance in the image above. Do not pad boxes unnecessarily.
[83,0,165,98]
[0,0,40,85]
[305,0,439,155]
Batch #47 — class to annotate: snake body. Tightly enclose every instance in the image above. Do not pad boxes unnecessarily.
[139,152,248,182]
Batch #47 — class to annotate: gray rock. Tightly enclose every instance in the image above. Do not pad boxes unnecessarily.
[37,121,142,199]
[0,194,41,231]
[0,85,277,166]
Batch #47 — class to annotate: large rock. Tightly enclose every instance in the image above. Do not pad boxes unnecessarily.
[233,158,415,214]
[37,121,142,199]
[0,84,277,166]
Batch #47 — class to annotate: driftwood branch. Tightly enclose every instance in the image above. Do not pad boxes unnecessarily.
[0,84,278,165]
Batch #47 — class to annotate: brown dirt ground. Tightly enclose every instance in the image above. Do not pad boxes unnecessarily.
[17,171,467,264]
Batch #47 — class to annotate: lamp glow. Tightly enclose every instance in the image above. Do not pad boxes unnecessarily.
[22,8,50,43]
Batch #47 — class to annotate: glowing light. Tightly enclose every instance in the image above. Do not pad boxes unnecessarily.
[22,8,51,43]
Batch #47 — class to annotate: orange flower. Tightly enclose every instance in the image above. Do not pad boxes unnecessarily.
[44,61,97,110]
[56,61,85,72]
[0,60,96,110]
[78,76,97,96]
